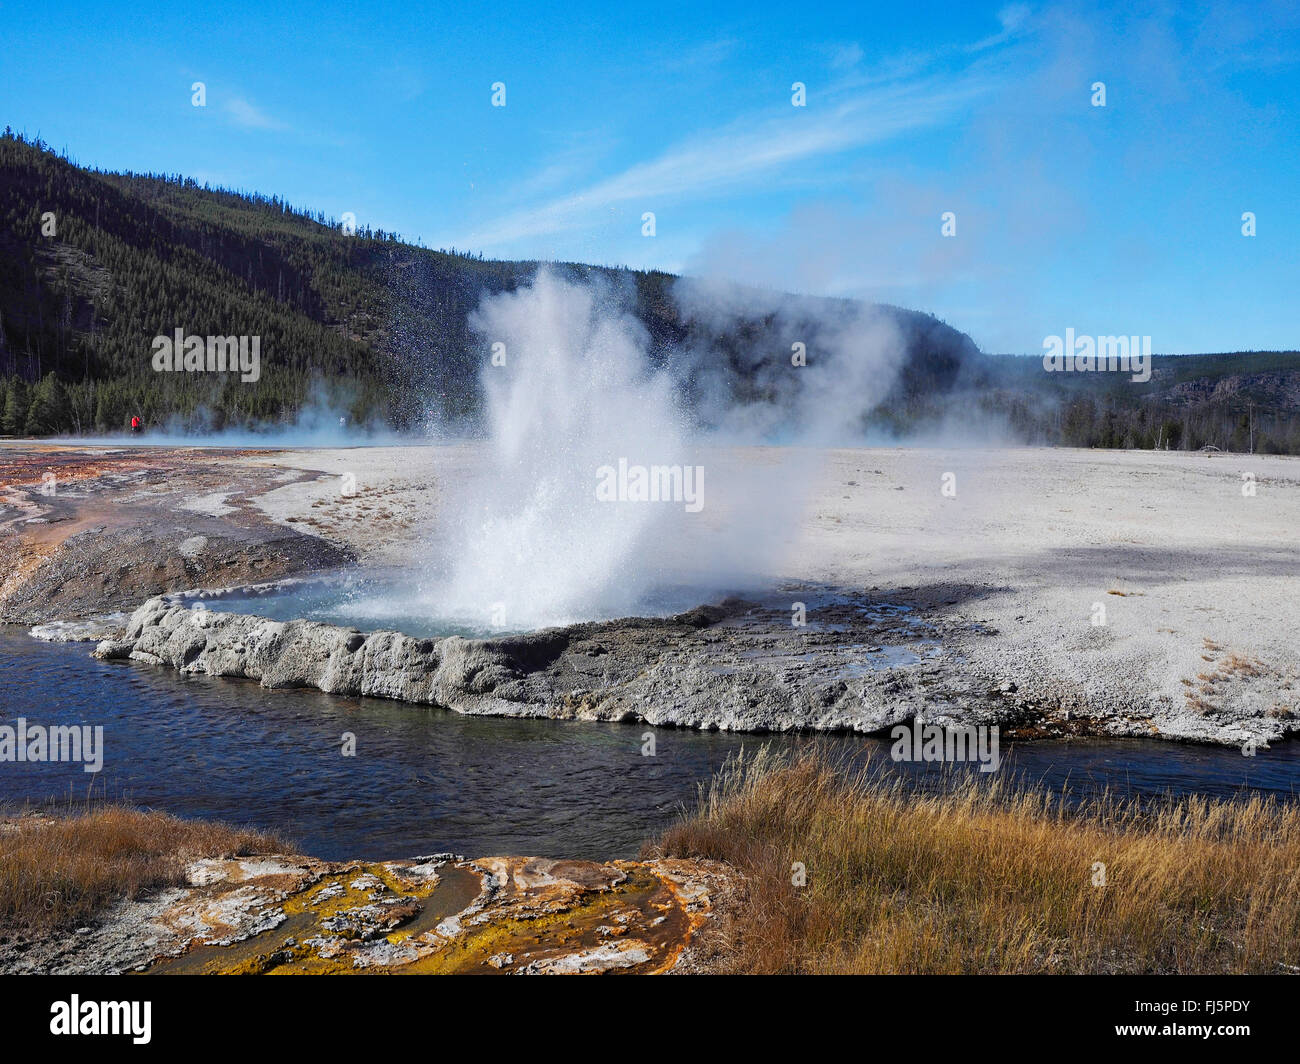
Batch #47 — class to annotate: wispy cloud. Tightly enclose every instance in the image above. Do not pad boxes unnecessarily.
[451,61,1003,251]
[967,3,1033,53]
[511,132,617,200]
[224,96,289,131]
[828,42,864,69]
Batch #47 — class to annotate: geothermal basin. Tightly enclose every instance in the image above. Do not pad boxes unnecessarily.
[1,439,1298,863]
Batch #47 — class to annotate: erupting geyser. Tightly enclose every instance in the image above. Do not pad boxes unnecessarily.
[436,270,697,629]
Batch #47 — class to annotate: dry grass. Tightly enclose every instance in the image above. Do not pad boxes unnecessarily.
[0,805,288,935]
[1221,651,1265,678]
[646,747,1300,974]
[1185,644,1278,715]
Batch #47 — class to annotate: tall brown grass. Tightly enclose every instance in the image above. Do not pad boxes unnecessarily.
[646,747,1300,974]
[0,805,287,935]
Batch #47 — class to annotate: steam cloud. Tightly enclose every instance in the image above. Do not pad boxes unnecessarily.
[436,270,693,626]
[429,267,912,629]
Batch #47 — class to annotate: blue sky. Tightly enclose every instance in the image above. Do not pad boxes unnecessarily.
[2,0,1297,353]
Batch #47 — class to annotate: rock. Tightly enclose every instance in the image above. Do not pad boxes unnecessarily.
[90,591,1299,748]
[3,851,733,976]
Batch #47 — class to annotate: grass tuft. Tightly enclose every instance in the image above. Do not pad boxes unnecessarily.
[645,746,1300,974]
[0,804,288,935]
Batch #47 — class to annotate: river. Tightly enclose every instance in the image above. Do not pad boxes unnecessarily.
[1,629,1296,860]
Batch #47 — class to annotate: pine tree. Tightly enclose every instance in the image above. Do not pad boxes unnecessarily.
[2,378,28,435]
[24,373,67,434]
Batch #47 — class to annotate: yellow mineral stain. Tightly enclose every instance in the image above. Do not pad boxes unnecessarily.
[142,855,723,975]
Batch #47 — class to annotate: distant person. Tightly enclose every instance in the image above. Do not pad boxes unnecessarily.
[130,415,141,434]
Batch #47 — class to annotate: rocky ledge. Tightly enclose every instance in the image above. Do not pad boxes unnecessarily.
[93,592,1299,747]
[5,850,730,975]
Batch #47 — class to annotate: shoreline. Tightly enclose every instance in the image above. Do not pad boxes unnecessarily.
[92,591,1297,748]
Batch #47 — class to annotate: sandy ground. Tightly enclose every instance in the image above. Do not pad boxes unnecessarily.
[0,444,350,622]
[235,443,455,564]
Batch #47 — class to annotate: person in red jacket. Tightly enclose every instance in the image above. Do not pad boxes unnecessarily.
[130,415,141,434]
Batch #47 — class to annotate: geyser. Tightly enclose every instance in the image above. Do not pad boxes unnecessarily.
[405,268,912,634]
[435,270,698,630]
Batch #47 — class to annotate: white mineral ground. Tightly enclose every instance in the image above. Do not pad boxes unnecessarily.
[239,443,1299,744]
[4,440,1297,743]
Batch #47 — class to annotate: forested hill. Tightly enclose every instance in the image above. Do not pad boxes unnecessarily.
[0,132,532,432]
[973,350,1300,455]
[1,131,1297,453]
[0,132,977,436]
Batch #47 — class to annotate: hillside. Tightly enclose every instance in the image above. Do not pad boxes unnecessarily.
[0,133,976,436]
[970,351,1300,453]
[1,130,1297,452]
[0,132,522,432]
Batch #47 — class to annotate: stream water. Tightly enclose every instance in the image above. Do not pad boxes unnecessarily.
[1,629,1296,860]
